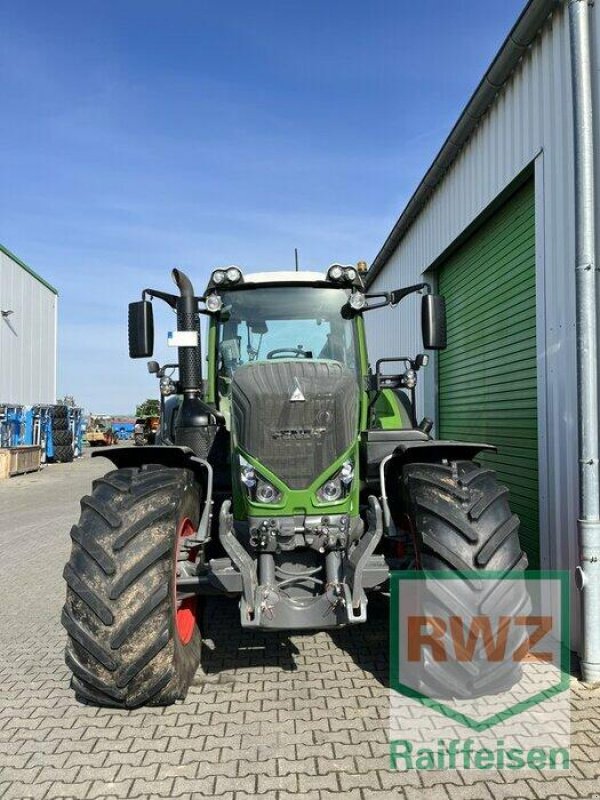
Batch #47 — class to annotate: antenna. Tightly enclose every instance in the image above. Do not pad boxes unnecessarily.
[294,248,299,272]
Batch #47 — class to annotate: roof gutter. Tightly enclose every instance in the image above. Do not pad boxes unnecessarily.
[366,0,563,287]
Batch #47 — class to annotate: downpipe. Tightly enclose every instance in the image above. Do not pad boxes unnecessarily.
[569,0,600,684]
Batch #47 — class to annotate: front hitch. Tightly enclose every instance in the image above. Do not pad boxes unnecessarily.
[218,496,385,629]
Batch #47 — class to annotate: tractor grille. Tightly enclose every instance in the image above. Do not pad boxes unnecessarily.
[231,360,359,489]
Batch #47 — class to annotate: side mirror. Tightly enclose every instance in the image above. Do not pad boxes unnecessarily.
[128,301,154,358]
[147,360,160,374]
[421,294,447,350]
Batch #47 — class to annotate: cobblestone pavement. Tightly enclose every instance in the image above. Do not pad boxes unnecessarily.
[0,453,599,800]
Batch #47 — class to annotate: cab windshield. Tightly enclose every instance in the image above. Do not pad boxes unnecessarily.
[217,286,358,385]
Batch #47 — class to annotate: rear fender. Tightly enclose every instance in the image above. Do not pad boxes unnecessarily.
[92,445,214,543]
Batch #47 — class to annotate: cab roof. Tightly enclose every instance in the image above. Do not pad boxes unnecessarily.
[242,270,327,284]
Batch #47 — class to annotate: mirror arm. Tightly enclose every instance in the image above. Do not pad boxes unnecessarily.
[362,283,432,313]
[142,288,178,309]
[362,292,392,311]
[142,289,207,310]
[389,282,431,306]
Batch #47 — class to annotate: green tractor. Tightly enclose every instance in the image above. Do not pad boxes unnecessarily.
[62,265,527,707]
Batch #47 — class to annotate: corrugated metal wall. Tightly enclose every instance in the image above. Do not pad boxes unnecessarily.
[0,249,57,405]
[366,3,585,646]
[438,180,539,564]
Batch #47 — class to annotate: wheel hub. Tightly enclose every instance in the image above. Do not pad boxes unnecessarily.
[176,517,199,644]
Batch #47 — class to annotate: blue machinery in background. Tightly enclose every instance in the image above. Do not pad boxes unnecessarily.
[0,404,84,463]
[112,421,135,440]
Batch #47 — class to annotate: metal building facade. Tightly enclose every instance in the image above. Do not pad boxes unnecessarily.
[365,2,587,646]
[0,245,58,406]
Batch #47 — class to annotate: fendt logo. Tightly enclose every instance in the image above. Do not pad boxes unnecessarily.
[389,571,570,771]
[271,427,326,440]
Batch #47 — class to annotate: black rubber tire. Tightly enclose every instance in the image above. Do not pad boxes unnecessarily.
[62,465,202,708]
[53,431,73,446]
[52,405,69,419]
[55,445,74,463]
[52,418,70,432]
[400,460,530,700]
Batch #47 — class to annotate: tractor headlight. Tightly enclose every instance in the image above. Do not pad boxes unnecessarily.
[327,264,363,287]
[349,291,366,310]
[255,480,281,504]
[210,266,243,289]
[328,264,344,281]
[317,478,343,503]
[241,465,256,489]
[340,460,354,486]
[316,460,354,504]
[240,461,282,504]
[206,293,223,312]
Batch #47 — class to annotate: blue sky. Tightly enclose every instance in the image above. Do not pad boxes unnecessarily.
[1,0,525,413]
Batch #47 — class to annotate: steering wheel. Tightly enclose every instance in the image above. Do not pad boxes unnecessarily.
[266,347,310,359]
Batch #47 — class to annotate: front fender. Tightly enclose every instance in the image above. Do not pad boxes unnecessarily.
[91,444,210,476]
[379,439,496,533]
[391,439,496,464]
[91,445,214,541]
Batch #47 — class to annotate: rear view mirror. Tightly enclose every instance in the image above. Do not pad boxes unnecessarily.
[421,294,447,350]
[128,301,154,358]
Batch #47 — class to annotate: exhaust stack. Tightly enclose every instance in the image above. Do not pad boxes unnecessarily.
[172,268,202,395]
[171,269,215,457]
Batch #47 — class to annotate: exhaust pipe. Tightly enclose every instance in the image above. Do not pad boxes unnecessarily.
[170,269,216,456]
[172,268,202,394]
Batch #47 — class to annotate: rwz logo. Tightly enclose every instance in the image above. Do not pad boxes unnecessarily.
[390,571,570,733]
[408,615,553,663]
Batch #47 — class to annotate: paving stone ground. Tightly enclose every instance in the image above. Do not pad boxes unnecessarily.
[0,452,599,800]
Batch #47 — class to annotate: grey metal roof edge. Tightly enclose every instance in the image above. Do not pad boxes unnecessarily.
[0,243,59,295]
[366,0,563,287]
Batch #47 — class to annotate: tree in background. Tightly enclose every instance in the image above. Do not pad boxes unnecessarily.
[136,399,160,417]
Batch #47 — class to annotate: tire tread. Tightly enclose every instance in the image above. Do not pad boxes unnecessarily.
[62,465,202,708]
[400,459,530,700]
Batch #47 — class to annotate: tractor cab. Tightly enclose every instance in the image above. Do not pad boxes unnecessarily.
[205,271,363,428]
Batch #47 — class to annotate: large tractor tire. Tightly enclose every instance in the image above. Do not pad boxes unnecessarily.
[53,431,73,446]
[54,445,74,463]
[52,405,69,419]
[62,465,202,708]
[399,459,530,700]
[52,418,70,432]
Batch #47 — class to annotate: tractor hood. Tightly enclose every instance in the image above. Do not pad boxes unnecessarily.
[230,360,359,489]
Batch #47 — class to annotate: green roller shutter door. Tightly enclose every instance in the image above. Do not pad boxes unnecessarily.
[437,180,539,567]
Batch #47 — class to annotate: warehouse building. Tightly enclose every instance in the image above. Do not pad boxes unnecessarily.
[365,0,599,668]
[0,244,57,406]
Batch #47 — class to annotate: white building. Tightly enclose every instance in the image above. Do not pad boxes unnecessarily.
[0,244,58,406]
[365,0,600,662]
